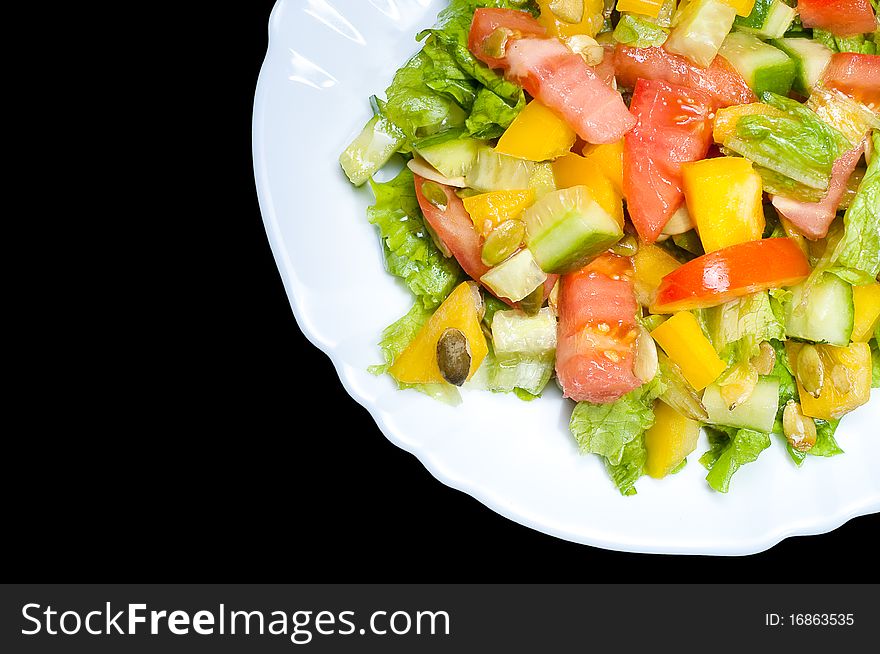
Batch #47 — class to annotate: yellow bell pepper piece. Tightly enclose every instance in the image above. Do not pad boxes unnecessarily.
[581,140,624,196]
[390,282,488,385]
[462,189,535,237]
[537,0,605,38]
[551,152,624,227]
[851,283,880,343]
[713,103,786,145]
[644,400,702,479]
[720,0,756,17]
[785,341,872,421]
[682,157,765,253]
[615,0,664,18]
[651,311,727,391]
[633,243,681,308]
[495,100,577,162]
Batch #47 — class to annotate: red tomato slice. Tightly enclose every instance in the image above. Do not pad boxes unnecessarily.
[613,45,756,108]
[798,0,877,38]
[413,174,558,306]
[821,53,880,110]
[469,10,635,144]
[623,79,715,243]
[771,140,865,240]
[503,38,636,144]
[468,7,547,70]
[556,254,643,404]
[653,238,811,312]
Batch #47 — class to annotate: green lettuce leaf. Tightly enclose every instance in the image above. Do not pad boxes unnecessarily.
[570,376,667,479]
[727,92,850,191]
[810,419,844,457]
[704,291,786,362]
[829,131,880,285]
[369,303,462,405]
[613,13,669,48]
[605,435,648,497]
[465,87,526,139]
[382,50,469,148]
[368,167,463,308]
[700,427,771,493]
[813,28,877,54]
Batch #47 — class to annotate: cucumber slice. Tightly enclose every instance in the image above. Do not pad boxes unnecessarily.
[718,32,795,97]
[733,0,796,39]
[523,186,623,274]
[772,38,833,95]
[704,377,780,433]
[784,273,854,346]
[413,130,483,179]
[492,307,557,359]
[665,0,737,68]
[465,146,535,192]
[339,114,405,186]
[480,248,547,303]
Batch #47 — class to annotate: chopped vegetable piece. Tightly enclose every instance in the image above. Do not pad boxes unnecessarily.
[390,281,488,384]
[612,14,669,47]
[481,248,548,302]
[462,188,536,237]
[467,7,548,70]
[681,156,765,253]
[852,283,880,343]
[797,0,878,38]
[734,0,796,38]
[653,238,811,312]
[771,140,864,240]
[414,174,491,284]
[786,341,872,420]
[624,79,715,243]
[650,311,727,390]
[633,243,682,308]
[495,100,577,161]
[772,37,833,95]
[523,186,623,273]
[551,153,624,226]
[340,114,406,186]
[703,377,779,432]
[616,0,665,18]
[556,254,643,403]
[717,32,796,97]
[712,102,786,144]
[644,400,702,478]
[501,38,637,143]
[665,0,737,68]
[581,140,624,195]
[613,44,757,108]
[784,272,855,346]
[820,53,880,110]
[806,84,880,148]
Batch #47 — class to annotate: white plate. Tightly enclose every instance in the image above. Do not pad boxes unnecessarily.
[253,0,880,554]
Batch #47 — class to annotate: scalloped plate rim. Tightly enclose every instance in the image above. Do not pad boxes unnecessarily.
[252,0,880,556]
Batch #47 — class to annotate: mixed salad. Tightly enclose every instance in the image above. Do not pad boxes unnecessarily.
[339,0,880,494]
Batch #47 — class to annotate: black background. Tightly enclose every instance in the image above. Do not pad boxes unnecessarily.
[9,1,876,582]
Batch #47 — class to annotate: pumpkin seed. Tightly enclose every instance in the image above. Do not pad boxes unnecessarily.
[421,180,448,211]
[610,233,638,257]
[483,28,512,59]
[782,400,817,453]
[749,341,776,376]
[550,0,584,23]
[481,219,525,266]
[830,364,851,394]
[633,326,658,383]
[563,34,603,65]
[796,344,824,398]
[436,328,471,387]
